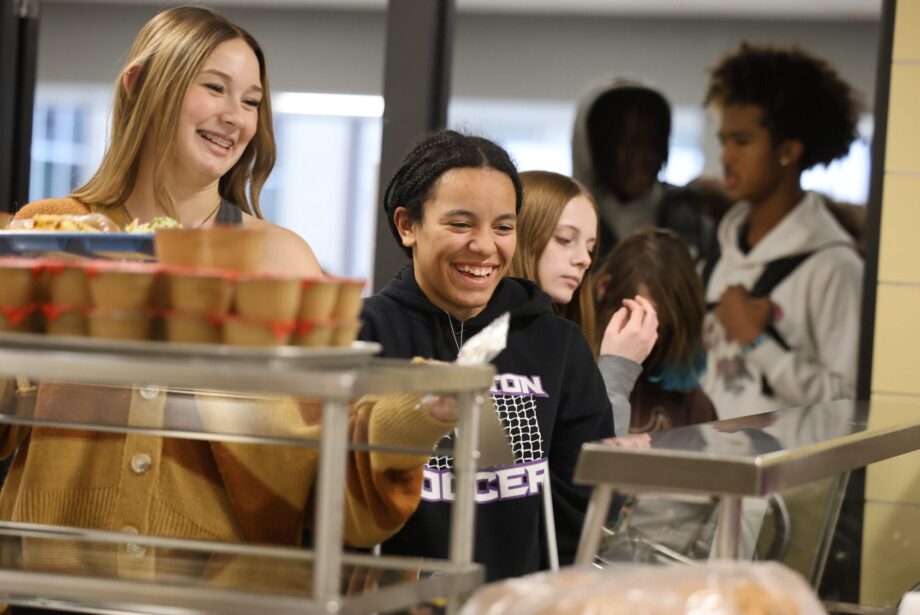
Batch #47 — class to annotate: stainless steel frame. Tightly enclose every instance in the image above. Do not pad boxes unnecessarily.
[573,399,920,566]
[313,399,350,604]
[0,522,483,615]
[0,339,494,614]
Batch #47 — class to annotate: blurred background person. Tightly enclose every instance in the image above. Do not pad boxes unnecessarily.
[592,228,718,564]
[595,228,716,433]
[701,43,864,420]
[572,79,715,263]
[510,170,658,437]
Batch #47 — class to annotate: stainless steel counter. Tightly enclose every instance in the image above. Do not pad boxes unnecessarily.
[0,334,494,613]
[573,399,920,562]
[0,521,483,615]
[0,332,495,399]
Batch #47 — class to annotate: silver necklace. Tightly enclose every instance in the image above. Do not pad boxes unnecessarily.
[443,309,464,353]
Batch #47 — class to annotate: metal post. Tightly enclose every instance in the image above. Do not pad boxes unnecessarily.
[574,485,613,565]
[446,390,481,615]
[373,0,454,290]
[809,472,851,587]
[714,495,742,559]
[312,398,350,607]
[542,477,559,570]
[448,391,481,564]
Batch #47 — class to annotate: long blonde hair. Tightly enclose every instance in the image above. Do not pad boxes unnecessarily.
[510,170,600,353]
[72,6,275,218]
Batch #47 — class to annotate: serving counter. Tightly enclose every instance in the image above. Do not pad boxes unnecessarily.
[573,398,920,572]
[0,332,495,614]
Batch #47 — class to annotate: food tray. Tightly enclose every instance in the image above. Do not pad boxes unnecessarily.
[0,330,380,368]
[0,231,154,259]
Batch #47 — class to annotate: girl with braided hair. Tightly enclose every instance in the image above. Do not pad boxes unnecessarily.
[360,130,615,581]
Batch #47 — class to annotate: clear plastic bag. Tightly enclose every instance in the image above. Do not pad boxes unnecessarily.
[598,494,719,565]
[459,561,825,615]
[8,212,121,232]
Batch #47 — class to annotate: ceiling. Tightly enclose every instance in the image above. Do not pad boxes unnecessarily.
[43,0,881,20]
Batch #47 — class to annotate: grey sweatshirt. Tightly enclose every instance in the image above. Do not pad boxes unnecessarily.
[598,354,642,437]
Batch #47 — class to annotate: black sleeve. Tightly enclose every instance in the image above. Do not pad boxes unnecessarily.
[547,327,614,565]
[356,296,420,359]
[357,312,378,343]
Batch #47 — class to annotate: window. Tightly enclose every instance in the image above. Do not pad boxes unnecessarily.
[448,97,705,186]
[30,86,383,280]
[800,115,873,205]
[449,97,872,206]
[29,84,109,205]
[267,93,383,279]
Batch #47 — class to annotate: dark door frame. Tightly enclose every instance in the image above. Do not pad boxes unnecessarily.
[857,0,895,402]
[0,0,39,213]
[372,0,454,290]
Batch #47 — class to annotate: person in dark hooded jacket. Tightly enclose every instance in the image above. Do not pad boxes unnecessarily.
[360,130,616,582]
[572,78,715,262]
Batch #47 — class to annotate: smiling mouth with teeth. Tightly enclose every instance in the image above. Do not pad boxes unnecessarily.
[198,131,232,150]
[455,265,495,279]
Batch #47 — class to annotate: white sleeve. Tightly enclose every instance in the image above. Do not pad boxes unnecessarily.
[743,251,863,407]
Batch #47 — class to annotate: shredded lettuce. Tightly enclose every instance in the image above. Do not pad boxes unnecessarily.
[127,216,181,234]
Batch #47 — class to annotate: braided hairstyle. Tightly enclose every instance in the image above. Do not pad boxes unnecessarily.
[382,130,523,258]
[705,43,862,170]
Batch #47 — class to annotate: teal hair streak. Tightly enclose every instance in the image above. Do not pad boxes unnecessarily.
[647,346,707,392]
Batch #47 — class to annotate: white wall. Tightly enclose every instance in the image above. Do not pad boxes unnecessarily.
[37,3,879,107]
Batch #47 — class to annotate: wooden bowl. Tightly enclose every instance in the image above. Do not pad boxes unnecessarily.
[43,305,88,336]
[45,261,90,308]
[0,305,39,333]
[298,278,339,322]
[155,226,266,273]
[84,262,160,311]
[0,257,42,307]
[235,275,301,323]
[223,316,294,346]
[87,308,154,341]
[331,320,361,347]
[166,268,234,316]
[291,320,335,347]
[332,278,365,322]
[164,312,223,344]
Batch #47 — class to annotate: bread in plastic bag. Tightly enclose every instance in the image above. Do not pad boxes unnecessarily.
[8,213,121,232]
[459,561,825,615]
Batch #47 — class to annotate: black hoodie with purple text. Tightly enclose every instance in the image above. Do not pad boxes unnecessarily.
[359,266,614,581]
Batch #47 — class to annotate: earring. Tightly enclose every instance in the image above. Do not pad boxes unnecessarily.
[779,156,790,167]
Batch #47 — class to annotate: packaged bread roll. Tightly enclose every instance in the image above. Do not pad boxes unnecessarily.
[459,562,824,615]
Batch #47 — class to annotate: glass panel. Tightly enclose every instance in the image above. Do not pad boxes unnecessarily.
[0,523,481,612]
[0,378,459,457]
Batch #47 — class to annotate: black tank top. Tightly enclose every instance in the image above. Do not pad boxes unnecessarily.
[215,200,243,225]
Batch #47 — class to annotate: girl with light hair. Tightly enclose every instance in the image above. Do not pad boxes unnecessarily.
[3,7,459,587]
[18,5,317,275]
[510,170,659,436]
